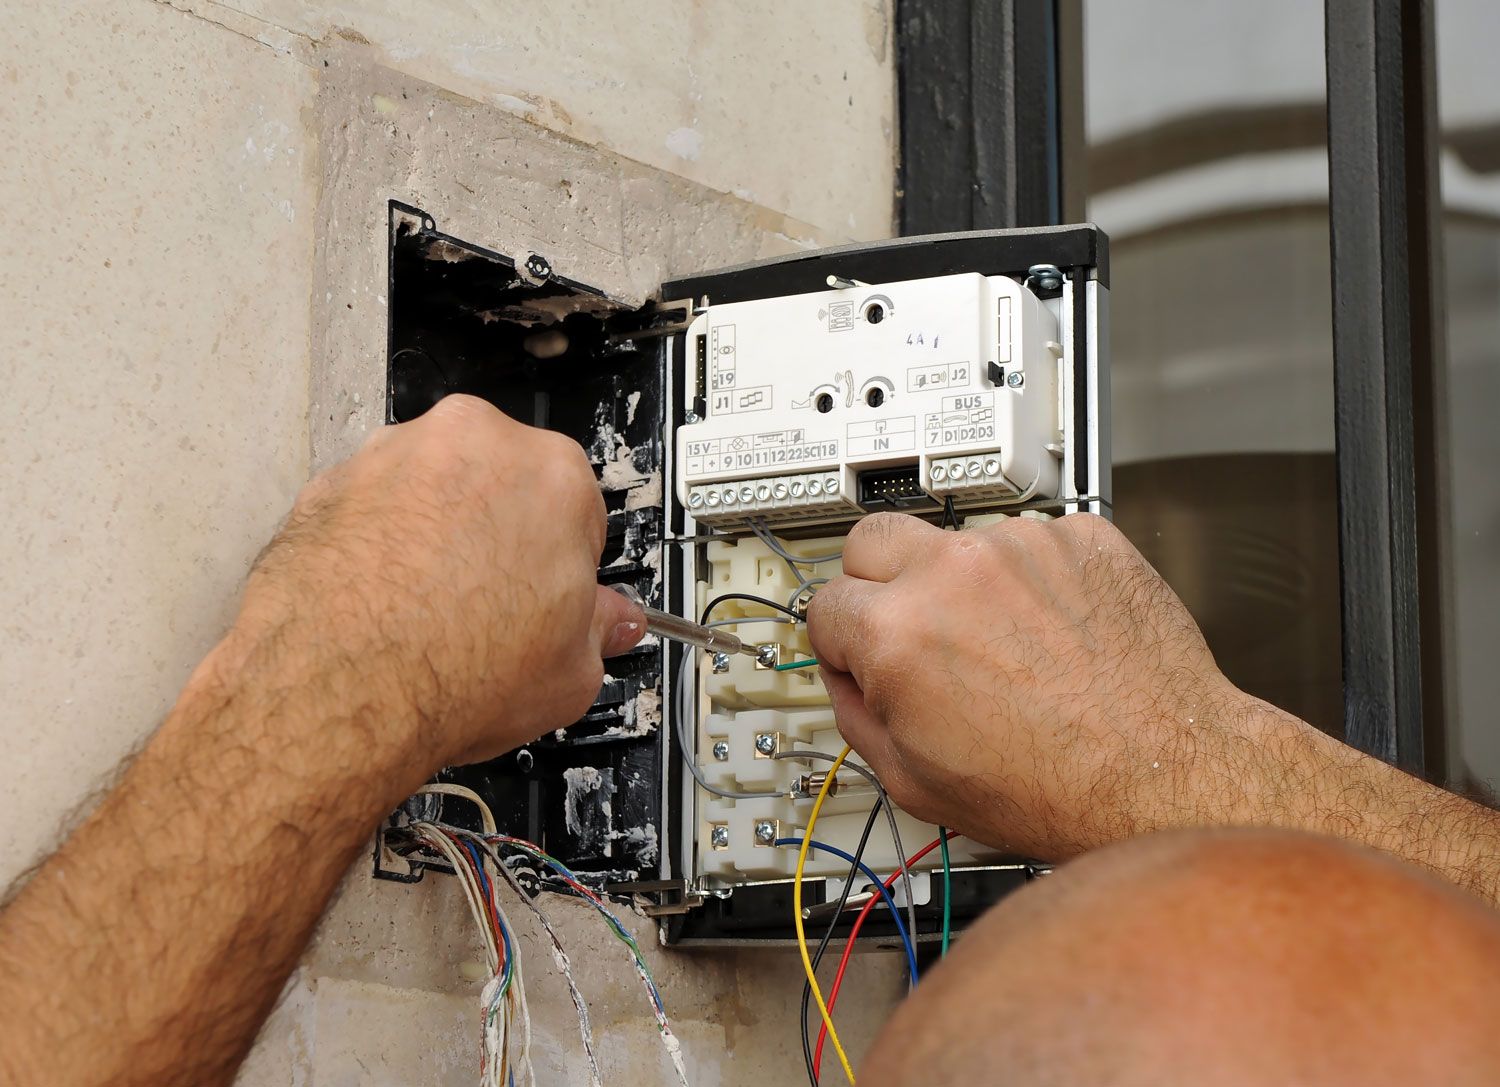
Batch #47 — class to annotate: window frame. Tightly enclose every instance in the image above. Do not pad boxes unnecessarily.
[896,0,1449,775]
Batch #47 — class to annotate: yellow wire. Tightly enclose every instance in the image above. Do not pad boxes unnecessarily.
[794,744,857,1084]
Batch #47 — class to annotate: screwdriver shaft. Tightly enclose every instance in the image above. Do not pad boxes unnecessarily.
[642,606,759,658]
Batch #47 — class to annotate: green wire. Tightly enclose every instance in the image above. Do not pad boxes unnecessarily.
[773,658,821,671]
[939,829,953,955]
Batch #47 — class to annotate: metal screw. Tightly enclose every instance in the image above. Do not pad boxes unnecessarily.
[688,491,705,509]
[1006,370,1025,389]
[754,733,776,755]
[711,652,731,674]
[712,740,730,761]
[710,825,730,848]
[755,644,781,668]
[931,464,947,481]
[754,820,777,844]
[1026,263,1063,293]
[984,458,1001,476]
[684,410,701,424]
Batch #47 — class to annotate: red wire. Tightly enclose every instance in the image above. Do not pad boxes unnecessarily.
[813,832,957,1080]
[439,829,506,966]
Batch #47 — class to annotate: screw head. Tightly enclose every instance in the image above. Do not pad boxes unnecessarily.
[712,740,730,761]
[984,458,1001,476]
[688,491,705,508]
[710,825,730,848]
[684,410,701,424]
[711,651,731,674]
[524,253,552,280]
[1006,370,1025,389]
[754,820,776,844]
[1026,263,1063,293]
[754,732,776,754]
[931,464,947,481]
[755,644,780,668]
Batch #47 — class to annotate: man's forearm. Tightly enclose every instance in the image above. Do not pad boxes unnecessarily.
[0,620,424,1087]
[1171,690,1500,905]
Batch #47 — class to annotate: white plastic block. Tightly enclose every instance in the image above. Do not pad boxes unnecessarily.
[677,272,1063,529]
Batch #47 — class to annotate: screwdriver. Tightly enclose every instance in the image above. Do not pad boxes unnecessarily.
[609,584,785,666]
[641,605,767,661]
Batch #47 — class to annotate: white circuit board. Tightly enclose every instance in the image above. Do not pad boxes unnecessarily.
[675,272,1063,527]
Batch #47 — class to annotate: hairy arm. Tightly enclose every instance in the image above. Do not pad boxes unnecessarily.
[808,512,1500,905]
[0,620,427,1086]
[0,396,643,1086]
[1188,692,1500,903]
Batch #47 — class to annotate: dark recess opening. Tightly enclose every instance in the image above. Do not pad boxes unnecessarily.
[382,203,668,887]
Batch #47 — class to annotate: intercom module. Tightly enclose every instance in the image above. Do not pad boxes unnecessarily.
[376,200,1109,946]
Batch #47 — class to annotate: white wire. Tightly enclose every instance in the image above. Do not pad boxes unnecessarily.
[492,891,532,1085]
[411,787,525,1085]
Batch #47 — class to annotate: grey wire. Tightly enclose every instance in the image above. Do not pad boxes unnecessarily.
[786,576,830,612]
[705,616,795,629]
[776,748,917,989]
[751,520,806,583]
[674,645,782,800]
[749,518,844,567]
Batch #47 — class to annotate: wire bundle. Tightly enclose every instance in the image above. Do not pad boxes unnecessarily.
[407,785,690,1087]
[805,825,960,1083]
[405,818,531,1087]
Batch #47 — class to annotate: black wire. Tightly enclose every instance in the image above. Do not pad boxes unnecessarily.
[940,495,959,531]
[699,591,805,625]
[801,796,885,1086]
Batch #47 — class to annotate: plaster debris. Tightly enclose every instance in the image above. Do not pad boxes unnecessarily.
[562,766,613,856]
[624,470,663,511]
[625,687,662,733]
[600,447,649,491]
[665,126,703,161]
[610,823,660,866]
[625,389,643,425]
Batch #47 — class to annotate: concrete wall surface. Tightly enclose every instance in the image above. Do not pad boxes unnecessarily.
[1,1,903,1083]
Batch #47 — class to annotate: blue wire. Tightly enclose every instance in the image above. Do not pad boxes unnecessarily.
[460,839,514,997]
[774,837,919,984]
